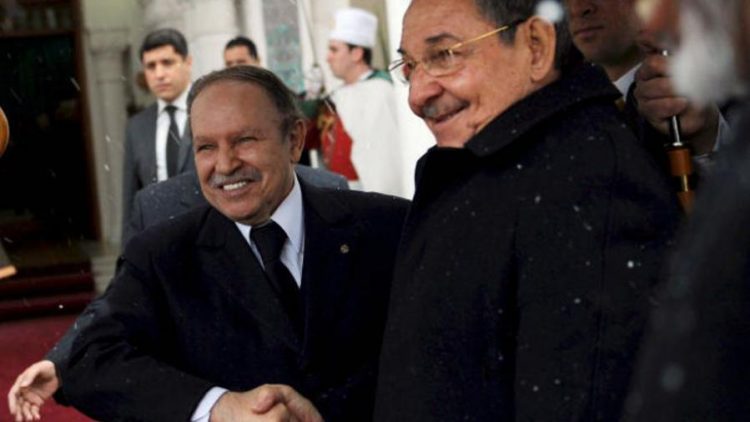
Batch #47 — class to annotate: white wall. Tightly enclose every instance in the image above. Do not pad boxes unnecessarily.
[385,0,434,197]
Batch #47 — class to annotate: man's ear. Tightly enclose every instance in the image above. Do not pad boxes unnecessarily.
[522,17,558,83]
[288,119,306,163]
[352,46,365,64]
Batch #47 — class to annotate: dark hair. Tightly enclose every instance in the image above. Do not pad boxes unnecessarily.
[225,36,259,61]
[346,44,373,67]
[139,28,189,61]
[187,66,304,137]
[472,0,580,73]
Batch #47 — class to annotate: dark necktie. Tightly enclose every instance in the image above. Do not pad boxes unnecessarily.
[165,104,180,178]
[250,221,303,335]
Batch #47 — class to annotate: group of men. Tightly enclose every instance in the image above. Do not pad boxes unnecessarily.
[9,0,750,420]
[119,9,406,246]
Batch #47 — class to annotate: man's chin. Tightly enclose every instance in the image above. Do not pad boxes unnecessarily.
[432,128,472,149]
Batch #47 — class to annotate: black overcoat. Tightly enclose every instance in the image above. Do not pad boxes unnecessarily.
[374,65,680,421]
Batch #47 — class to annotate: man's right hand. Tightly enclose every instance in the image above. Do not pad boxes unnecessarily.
[634,50,720,156]
[7,360,60,421]
[210,384,323,422]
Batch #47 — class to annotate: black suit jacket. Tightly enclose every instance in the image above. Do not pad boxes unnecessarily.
[60,182,408,421]
[122,103,194,240]
[49,167,349,371]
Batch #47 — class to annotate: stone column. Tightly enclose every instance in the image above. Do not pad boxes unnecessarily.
[240,0,267,66]
[141,0,185,33]
[385,0,434,198]
[311,0,349,92]
[182,0,240,78]
[352,0,391,68]
[87,27,130,245]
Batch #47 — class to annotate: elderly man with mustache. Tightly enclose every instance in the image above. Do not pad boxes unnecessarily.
[372,0,681,420]
[9,65,408,422]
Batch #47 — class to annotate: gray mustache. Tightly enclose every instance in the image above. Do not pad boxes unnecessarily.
[208,168,262,188]
[421,100,469,119]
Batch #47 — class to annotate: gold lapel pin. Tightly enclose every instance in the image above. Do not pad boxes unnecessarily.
[340,244,350,254]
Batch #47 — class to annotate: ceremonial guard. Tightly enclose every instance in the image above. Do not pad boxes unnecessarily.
[320,8,405,198]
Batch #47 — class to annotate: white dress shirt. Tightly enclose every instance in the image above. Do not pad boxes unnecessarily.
[191,174,305,421]
[613,65,640,97]
[155,87,190,182]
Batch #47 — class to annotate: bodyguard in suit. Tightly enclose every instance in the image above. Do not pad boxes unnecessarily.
[565,0,727,175]
[49,66,407,421]
[122,28,195,242]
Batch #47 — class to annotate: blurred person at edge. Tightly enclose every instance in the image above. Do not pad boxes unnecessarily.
[566,0,730,180]
[624,0,750,420]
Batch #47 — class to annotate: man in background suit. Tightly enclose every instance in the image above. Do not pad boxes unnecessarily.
[10,65,407,421]
[223,36,260,68]
[122,28,195,242]
[623,0,750,419]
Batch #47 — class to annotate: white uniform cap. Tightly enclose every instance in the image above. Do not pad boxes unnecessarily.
[329,8,378,48]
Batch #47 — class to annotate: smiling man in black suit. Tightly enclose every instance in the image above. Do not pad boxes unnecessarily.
[33,66,407,422]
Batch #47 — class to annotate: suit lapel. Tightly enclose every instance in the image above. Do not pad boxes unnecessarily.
[144,104,158,182]
[180,172,206,209]
[197,208,301,353]
[298,183,362,357]
[178,123,193,173]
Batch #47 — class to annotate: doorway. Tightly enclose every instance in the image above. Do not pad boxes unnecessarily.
[0,0,96,320]
[0,0,96,241]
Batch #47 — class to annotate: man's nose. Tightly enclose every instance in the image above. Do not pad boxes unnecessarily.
[154,64,167,79]
[408,67,444,117]
[216,146,240,174]
[567,0,596,17]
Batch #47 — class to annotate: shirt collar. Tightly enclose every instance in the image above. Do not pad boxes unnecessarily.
[613,65,640,96]
[157,84,191,114]
[235,173,304,254]
[357,69,375,82]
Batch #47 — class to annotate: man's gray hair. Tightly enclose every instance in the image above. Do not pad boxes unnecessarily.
[473,0,579,73]
[187,66,305,137]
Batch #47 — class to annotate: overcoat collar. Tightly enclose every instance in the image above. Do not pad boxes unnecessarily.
[144,104,158,181]
[465,63,620,158]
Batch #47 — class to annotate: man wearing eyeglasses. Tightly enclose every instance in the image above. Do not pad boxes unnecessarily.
[324,7,406,197]
[373,0,680,420]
